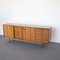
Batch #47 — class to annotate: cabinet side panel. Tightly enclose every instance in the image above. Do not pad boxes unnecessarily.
[3,25,8,38]
[3,25,14,38]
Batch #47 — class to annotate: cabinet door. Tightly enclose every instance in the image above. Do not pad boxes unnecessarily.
[3,25,14,38]
[19,26,23,39]
[14,26,23,40]
[23,27,26,40]
[35,28,43,43]
[30,28,35,42]
[42,29,49,43]
[25,27,31,41]
[3,25,8,38]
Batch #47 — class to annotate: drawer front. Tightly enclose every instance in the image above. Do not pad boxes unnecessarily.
[23,27,26,40]
[42,29,49,43]
[35,28,43,43]
[14,26,19,39]
[25,27,31,41]
[19,27,23,39]
[30,28,36,42]
[36,28,43,34]
[8,26,14,38]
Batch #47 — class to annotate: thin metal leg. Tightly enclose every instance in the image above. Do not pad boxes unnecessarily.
[9,38,11,43]
[40,44,46,48]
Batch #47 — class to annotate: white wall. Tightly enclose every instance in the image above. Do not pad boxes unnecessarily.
[0,0,60,43]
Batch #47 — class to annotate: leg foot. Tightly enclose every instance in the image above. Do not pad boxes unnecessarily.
[40,44,45,48]
[9,39,12,43]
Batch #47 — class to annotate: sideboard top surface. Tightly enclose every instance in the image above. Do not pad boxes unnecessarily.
[3,23,51,29]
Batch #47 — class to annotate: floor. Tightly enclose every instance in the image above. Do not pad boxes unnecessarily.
[0,35,60,60]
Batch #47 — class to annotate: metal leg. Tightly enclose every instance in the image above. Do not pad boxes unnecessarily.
[40,44,46,48]
[9,38,11,43]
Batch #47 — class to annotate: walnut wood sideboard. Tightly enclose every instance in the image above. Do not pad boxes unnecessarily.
[3,23,52,46]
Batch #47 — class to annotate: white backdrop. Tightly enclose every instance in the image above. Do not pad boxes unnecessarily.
[0,0,60,43]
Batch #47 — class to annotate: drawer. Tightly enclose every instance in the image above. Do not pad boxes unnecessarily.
[22,27,26,30]
[36,31,41,33]
[36,28,42,31]
[36,37,42,40]
[36,28,42,33]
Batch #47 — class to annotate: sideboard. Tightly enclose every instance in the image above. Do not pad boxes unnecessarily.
[3,23,52,47]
